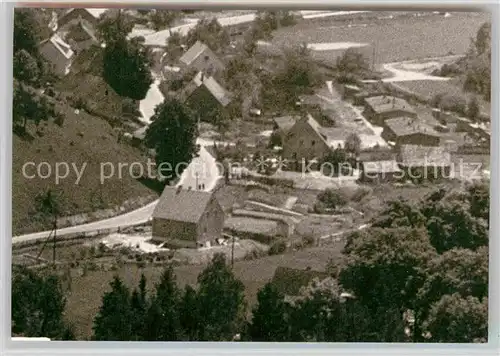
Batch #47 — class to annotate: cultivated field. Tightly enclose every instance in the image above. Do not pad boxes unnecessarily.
[393,80,491,116]
[271,12,490,65]
[62,245,341,339]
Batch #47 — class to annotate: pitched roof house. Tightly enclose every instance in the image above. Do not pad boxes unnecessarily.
[363,95,417,125]
[57,8,106,31]
[63,20,99,52]
[282,113,349,162]
[152,186,225,248]
[382,117,441,147]
[179,41,226,76]
[179,71,232,123]
[38,34,74,76]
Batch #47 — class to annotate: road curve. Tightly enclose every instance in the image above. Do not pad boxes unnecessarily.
[13,200,158,244]
[13,139,221,245]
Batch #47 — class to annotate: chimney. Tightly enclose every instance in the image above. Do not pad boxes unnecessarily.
[176,185,182,194]
[200,71,205,82]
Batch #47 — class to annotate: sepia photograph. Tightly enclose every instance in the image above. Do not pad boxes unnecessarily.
[11,6,491,343]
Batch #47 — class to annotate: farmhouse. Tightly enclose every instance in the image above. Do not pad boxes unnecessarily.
[363,95,417,125]
[382,117,441,148]
[152,186,225,248]
[179,41,226,76]
[272,115,298,144]
[282,114,348,163]
[62,20,99,53]
[38,34,74,76]
[360,159,402,183]
[398,144,452,181]
[57,8,106,32]
[179,71,232,122]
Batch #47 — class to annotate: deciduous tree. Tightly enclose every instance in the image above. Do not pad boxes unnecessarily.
[185,17,230,53]
[144,98,198,182]
[14,49,40,84]
[422,294,488,343]
[102,37,153,100]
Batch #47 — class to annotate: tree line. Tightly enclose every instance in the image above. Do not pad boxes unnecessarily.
[13,181,489,342]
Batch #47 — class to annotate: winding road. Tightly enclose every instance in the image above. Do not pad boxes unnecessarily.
[13,138,222,245]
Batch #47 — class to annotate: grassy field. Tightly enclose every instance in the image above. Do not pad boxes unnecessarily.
[271,12,489,65]
[393,80,491,116]
[12,106,157,235]
[62,245,341,339]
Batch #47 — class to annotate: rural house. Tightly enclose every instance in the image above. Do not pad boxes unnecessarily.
[57,8,106,32]
[398,144,452,181]
[363,95,417,125]
[62,20,99,54]
[152,186,225,248]
[272,115,298,144]
[282,114,348,164]
[382,117,441,148]
[179,71,232,123]
[359,159,402,183]
[179,41,226,76]
[38,34,74,76]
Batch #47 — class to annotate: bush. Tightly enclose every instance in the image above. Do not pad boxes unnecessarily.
[317,189,348,210]
[303,235,316,247]
[268,239,287,255]
[438,94,467,115]
[437,63,462,77]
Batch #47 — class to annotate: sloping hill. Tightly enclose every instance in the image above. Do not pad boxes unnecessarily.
[12,103,157,235]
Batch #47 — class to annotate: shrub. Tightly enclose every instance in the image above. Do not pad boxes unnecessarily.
[438,94,467,115]
[303,235,316,247]
[317,189,348,210]
[268,239,287,255]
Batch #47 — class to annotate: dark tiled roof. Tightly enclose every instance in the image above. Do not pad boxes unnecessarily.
[179,41,208,66]
[181,71,232,107]
[365,95,416,115]
[399,144,451,167]
[152,186,215,224]
[273,116,297,132]
[67,21,97,42]
[385,117,440,137]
